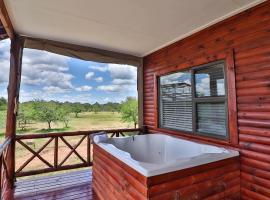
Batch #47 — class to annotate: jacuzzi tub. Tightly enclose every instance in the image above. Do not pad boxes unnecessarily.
[93,133,240,200]
[95,133,238,176]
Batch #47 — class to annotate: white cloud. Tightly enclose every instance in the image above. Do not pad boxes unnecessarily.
[196,77,210,96]
[85,72,95,80]
[21,48,73,89]
[61,94,92,103]
[108,64,137,80]
[160,72,191,85]
[0,40,74,89]
[20,89,55,102]
[0,39,10,85]
[20,89,92,103]
[112,79,136,85]
[43,86,69,94]
[97,85,123,92]
[96,64,137,94]
[88,65,108,72]
[95,77,103,83]
[75,85,92,92]
[97,84,137,93]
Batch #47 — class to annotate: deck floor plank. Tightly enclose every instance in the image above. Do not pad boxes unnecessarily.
[14,169,98,200]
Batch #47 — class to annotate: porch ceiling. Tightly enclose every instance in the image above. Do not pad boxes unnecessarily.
[4,0,265,57]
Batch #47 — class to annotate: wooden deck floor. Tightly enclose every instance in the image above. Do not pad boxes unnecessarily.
[14,169,98,200]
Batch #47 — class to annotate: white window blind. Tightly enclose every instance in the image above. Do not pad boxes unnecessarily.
[158,61,228,139]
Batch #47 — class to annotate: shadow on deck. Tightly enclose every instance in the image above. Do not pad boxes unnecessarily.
[14,169,98,200]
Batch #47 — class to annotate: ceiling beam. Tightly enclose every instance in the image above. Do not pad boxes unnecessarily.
[0,0,14,39]
[23,36,142,66]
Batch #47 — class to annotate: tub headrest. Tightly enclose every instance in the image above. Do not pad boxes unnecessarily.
[90,132,108,144]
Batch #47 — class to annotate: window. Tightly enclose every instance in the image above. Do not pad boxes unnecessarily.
[159,71,192,132]
[159,60,227,139]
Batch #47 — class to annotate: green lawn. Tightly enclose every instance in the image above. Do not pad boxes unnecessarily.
[0,110,6,143]
[0,111,133,143]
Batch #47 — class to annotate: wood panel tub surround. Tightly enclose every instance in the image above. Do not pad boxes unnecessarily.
[143,1,270,199]
[92,134,239,199]
[93,143,240,200]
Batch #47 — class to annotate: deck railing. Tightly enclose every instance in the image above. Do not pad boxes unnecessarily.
[15,128,143,177]
[0,137,12,199]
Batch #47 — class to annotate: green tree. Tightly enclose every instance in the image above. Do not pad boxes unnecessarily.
[72,103,83,118]
[58,105,71,128]
[0,110,5,130]
[120,97,138,128]
[17,103,34,131]
[32,101,60,130]
[0,97,7,111]
[92,102,101,114]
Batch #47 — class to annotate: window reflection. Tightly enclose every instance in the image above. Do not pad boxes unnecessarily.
[195,64,225,97]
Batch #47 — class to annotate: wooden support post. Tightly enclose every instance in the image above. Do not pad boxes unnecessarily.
[141,125,148,135]
[5,35,23,188]
[0,0,14,39]
[137,59,144,128]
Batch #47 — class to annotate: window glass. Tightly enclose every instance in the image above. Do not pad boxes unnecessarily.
[158,61,228,139]
[195,64,225,97]
[159,71,192,131]
[196,102,227,137]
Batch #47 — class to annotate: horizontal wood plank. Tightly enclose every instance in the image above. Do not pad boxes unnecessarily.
[14,169,98,200]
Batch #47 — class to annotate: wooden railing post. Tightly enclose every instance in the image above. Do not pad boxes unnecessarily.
[5,35,23,188]
[54,137,58,169]
[0,154,2,197]
[87,135,91,164]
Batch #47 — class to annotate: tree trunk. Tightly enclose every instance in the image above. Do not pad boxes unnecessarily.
[48,121,52,129]
[64,121,69,128]
[134,122,137,128]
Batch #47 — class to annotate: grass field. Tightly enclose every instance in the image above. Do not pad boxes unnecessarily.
[0,111,133,142]
[0,111,134,175]
[0,110,6,141]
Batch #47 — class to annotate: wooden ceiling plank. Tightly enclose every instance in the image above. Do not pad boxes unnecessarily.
[0,0,14,39]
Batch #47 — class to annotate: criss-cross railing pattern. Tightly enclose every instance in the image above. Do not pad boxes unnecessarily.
[0,137,12,199]
[15,128,142,177]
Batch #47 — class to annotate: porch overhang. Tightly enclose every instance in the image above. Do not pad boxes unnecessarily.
[2,0,265,57]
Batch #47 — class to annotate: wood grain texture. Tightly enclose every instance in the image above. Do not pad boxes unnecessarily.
[143,1,270,199]
[14,169,98,200]
[0,0,14,39]
[93,144,240,200]
[5,35,23,196]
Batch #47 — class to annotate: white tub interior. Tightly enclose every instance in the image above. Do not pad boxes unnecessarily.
[95,133,239,177]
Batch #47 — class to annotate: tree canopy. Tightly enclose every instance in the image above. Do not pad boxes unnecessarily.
[15,100,123,130]
[31,101,61,129]
[0,97,7,111]
[120,97,138,128]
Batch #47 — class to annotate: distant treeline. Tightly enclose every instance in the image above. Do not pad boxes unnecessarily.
[0,97,138,130]
[0,97,121,113]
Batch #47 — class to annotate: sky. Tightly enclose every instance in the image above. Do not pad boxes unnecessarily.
[0,39,137,104]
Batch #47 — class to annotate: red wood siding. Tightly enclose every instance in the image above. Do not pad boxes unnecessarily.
[143,1,270,199]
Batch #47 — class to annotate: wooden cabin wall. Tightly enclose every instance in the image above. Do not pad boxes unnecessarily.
[143,1,270,199]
